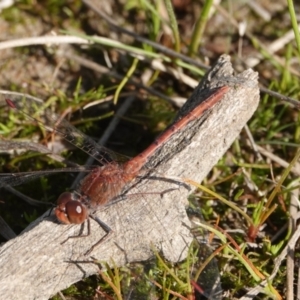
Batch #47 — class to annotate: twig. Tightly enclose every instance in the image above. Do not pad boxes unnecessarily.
[256,145,300,176]
[0,35,89,50]
[287,182,299,300]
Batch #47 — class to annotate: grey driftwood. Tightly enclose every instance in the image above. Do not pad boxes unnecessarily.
[0,55,260,300]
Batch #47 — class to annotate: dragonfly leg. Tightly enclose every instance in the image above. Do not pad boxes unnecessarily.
[60,220,89,245]
[84,215,114,256]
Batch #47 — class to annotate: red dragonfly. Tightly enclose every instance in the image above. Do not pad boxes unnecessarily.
[0,86,228,298]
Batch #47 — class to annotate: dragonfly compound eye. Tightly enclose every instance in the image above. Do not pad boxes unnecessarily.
[65,201,88,224]
[55,192,88,224]
[56,192,74,206]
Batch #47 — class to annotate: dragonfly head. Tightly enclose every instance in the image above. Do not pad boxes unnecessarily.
[55,192,88,224]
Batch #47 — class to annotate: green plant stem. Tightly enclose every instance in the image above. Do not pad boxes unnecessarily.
[184,179,253,225]
[287,0,300,58]
[265,148,300,208]
[188,0,214,56]
[114,57,139,105]
[164,0,180,52]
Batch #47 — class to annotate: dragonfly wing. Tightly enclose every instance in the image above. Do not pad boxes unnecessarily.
[0,90,130,165]
[0,167,92,187]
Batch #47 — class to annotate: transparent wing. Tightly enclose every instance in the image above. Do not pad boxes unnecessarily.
[0,167,93,188]
[0,90,130,166]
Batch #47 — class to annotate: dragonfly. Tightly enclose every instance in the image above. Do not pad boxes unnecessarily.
[0,86,228,299]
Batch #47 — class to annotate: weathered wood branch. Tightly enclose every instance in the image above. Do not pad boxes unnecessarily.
[0,55,260,300]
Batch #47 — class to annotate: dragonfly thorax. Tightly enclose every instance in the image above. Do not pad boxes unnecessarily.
[79,163,135,206]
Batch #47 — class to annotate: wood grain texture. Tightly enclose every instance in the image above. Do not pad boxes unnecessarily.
[0,55,260,300]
